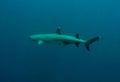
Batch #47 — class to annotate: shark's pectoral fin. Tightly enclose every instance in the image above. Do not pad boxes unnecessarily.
[38,40,44,45]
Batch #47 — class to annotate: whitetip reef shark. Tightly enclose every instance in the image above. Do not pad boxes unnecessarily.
[28,27,99,51]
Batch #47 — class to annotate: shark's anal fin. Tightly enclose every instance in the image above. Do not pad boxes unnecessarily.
[56,27,61,34]
[38,40,44,45]
[75,43,79,47]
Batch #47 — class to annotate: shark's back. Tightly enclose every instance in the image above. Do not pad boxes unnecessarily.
[31,33,79,42]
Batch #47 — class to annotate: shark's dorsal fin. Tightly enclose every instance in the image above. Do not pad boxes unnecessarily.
[56,27,61,34]
[75,33,80,47]
[75,33,79,39]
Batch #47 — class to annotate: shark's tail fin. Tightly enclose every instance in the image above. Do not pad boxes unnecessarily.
[85,36,99,51]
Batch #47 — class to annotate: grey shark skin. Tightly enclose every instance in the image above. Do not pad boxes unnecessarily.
[28,28,99,51]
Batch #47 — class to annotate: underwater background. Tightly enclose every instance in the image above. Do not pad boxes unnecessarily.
[0,0,120,82]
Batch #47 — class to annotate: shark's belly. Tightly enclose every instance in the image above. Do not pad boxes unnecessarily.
[43,37,79,45]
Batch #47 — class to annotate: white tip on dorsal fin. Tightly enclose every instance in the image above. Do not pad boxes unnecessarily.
[56,26,61,34]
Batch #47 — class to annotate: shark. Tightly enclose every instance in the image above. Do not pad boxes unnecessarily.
[28,27,99,51]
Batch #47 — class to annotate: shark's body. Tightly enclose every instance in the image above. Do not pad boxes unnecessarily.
[28,28,99,51]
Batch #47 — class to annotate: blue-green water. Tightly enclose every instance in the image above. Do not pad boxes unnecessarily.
[0,0,120,82]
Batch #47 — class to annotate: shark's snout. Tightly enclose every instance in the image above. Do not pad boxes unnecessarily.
[28,36,34,41]
[28,36,32,40]
[28,36,38,42]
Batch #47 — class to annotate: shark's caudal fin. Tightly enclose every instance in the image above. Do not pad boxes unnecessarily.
[85,36,99,51]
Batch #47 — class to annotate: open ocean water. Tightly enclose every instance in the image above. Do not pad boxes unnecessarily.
[0,0,120,82]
